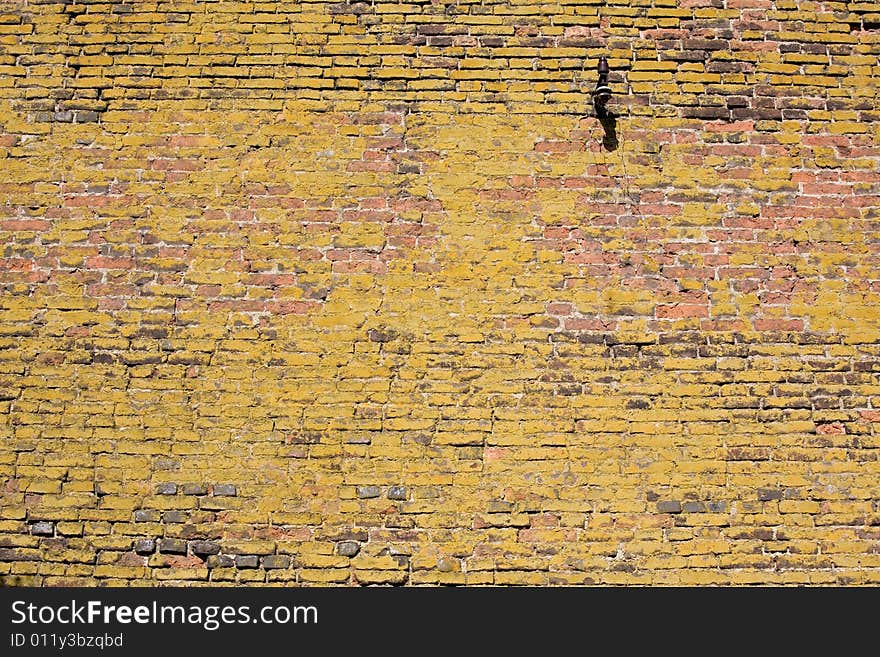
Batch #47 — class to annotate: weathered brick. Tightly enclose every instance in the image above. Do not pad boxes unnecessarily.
[207,555,235,568]
[657,501,682,514]
[30,522,54,537]
[758,489,785,502]
[212,485,237,497]
[356,486,381,499]
[235,556,259,569]
[190,541,220,557]
[262,555,290,569]
[387,486,407,501]
[159,539,188,555]
[337,541,361,558]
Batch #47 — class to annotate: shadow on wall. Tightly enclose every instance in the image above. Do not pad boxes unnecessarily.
[599,111,618,151]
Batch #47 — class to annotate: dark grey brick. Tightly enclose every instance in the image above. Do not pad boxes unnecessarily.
[213,484,237,496]
[133,539,155,555]
[758,488,784,501]
[657,501,682,514]
[133,509,157,522]
[235,555,259,569]
[159,538,188,555]
[30,521,54,536]
[682,501,705,513]
[387,486,407,500]
[337,541,360,557]
[76,111,100,123]
[707,501,728,513]
[190,540,220,556]
[367,328,397,343]
[262,555,290,569]
[356,485,381,499]
[156,483,177,495]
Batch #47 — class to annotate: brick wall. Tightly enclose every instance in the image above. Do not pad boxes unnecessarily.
[1,1,879,585]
